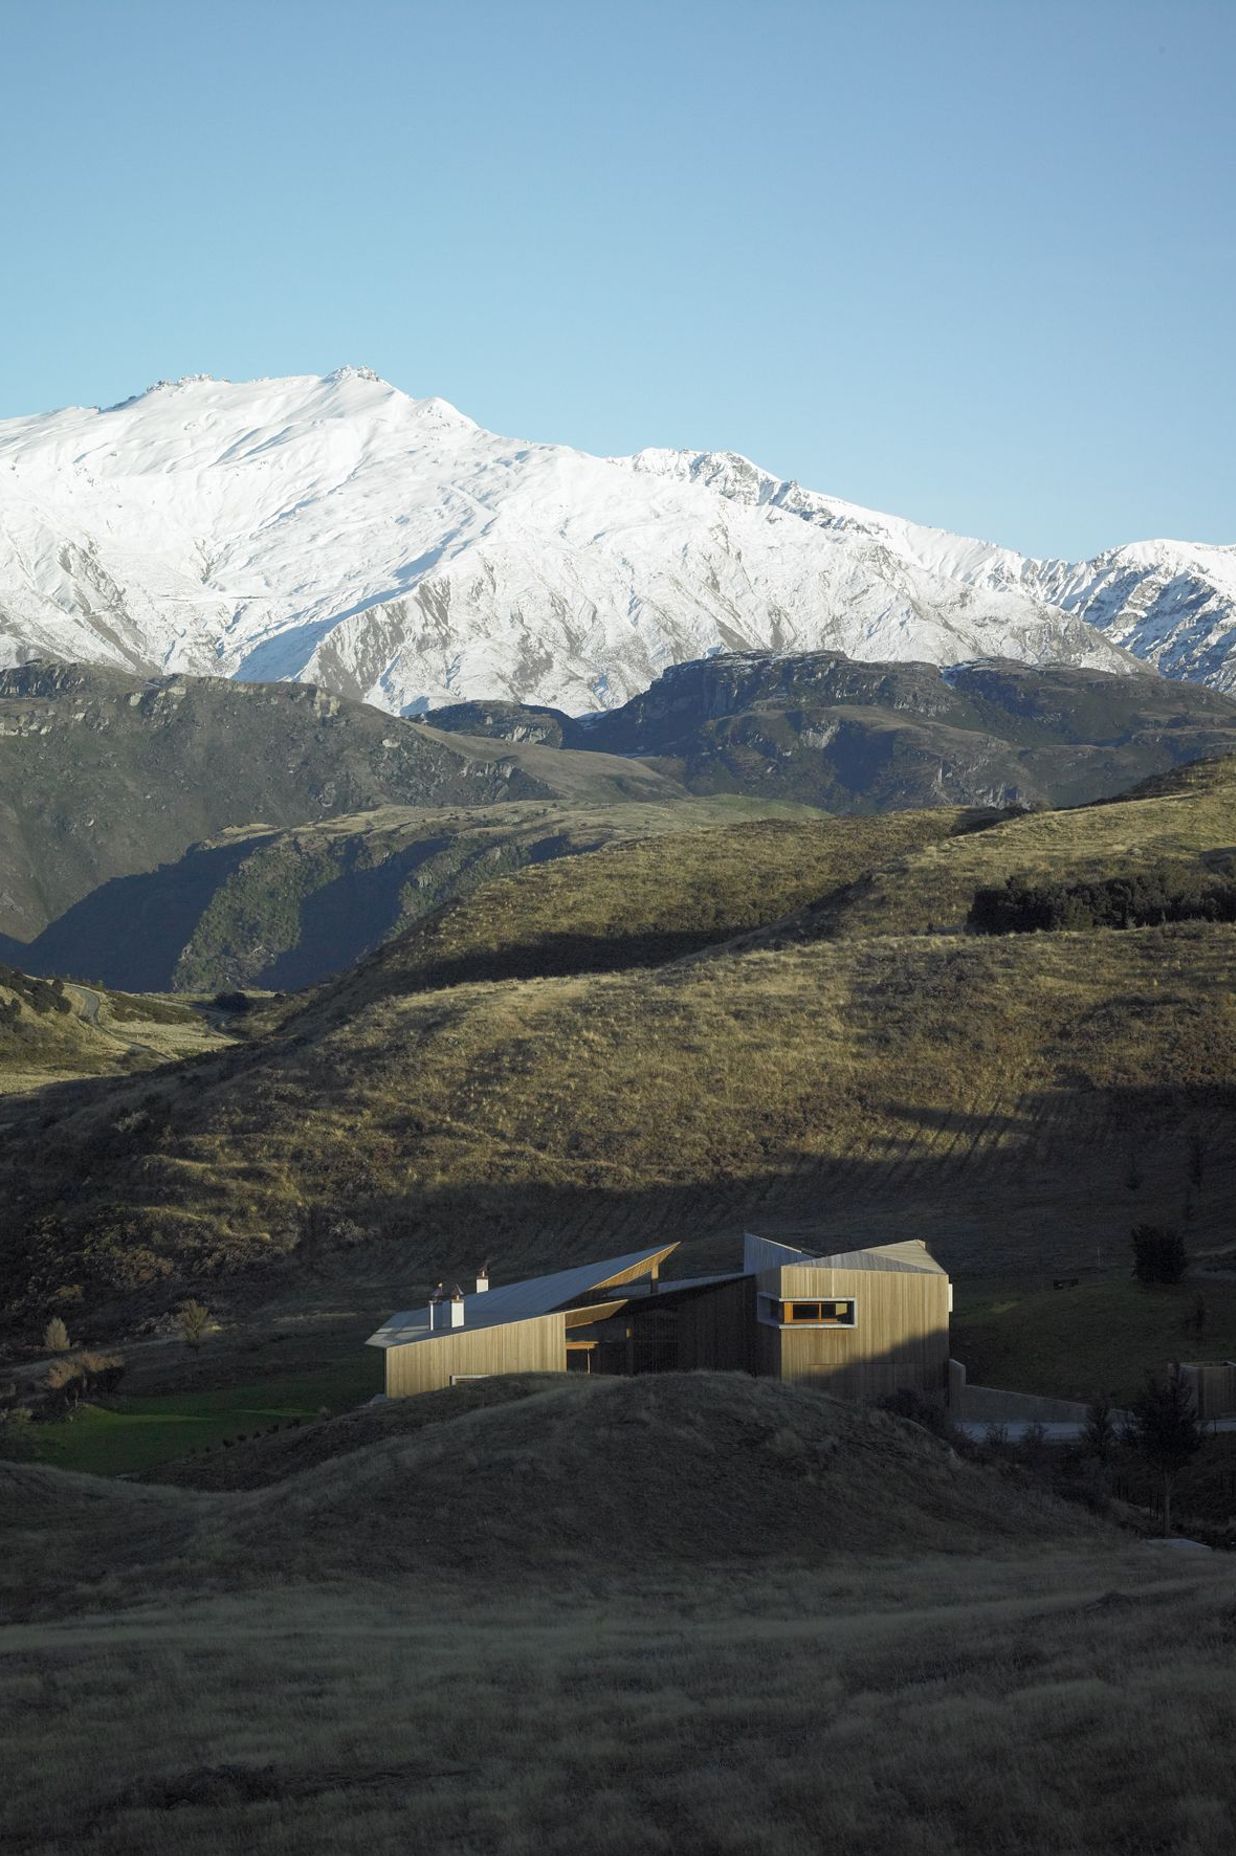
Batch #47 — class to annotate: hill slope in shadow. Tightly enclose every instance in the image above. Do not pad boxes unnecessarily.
[0,662,680,944]
[427,651,1236,809]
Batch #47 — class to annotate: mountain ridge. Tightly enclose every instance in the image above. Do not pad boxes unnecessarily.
[426,650,1236,811]
[5,368,1230,715]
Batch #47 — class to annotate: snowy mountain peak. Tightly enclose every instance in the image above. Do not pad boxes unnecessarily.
[325,364,382,385]
[106,374,220,410]
[0,370,1230,714]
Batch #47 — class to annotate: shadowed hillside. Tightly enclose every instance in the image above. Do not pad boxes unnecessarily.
[428,651,1236,809]
[13,796,816,994]
[0,662,680,945]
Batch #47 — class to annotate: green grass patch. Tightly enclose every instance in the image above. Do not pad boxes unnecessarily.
[34,1352,381,1477]
[952,1275,1236,1406]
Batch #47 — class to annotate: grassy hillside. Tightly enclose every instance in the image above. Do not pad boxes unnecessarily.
[953,1277,1236,1406]
[323,805,976,1001]
[765,752,1236,944]
[0,916,1230,1317]
[0,763,1231,1324]
[0,963,230,1095]
[15,795,825,994]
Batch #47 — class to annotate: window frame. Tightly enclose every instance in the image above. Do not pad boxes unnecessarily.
[757,1294,857,1329]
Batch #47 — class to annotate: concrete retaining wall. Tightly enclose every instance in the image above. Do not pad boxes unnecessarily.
[949,1359,1092,1424]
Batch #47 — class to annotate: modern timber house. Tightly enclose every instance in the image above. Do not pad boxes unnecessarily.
[368,1234,952,1404]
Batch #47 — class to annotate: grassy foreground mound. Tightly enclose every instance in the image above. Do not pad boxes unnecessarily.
[214,1371,1096,1574]
[141,1372,1093,1570]
[3,1378,1230,1856]
[3,1376,1096,1613]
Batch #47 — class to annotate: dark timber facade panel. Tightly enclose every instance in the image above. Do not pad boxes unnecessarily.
[676,1276,758,1373]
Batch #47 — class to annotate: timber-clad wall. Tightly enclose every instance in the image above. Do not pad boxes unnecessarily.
[757,1265,950,1399]
[676,1277,758,1373]
[385,1312,566,1397]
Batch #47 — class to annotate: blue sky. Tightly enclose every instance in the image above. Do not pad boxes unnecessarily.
[2,0,1232,559]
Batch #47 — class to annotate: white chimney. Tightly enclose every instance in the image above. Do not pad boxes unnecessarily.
[450,1297,465,1329]
[476,1272,490,1294]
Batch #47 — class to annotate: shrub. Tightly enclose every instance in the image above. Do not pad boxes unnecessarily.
[177,1300,212,1351]
[44,1358,85,1413]
[1132,1224,1187,1286]
[78,1351,126,1397]
[42,1316,70,1354]
[213,991,252,1014]
[969,867,1236,935]
[1082,1395,1117,1464]
[877,1387,954,1440]
[1127,1364,1206,1535]
[1018,1420,1051,1464]
[0,1408,39,1460]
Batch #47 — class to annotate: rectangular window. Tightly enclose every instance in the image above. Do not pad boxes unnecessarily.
[779,1299,846,1328]
[760,1297,856,1327]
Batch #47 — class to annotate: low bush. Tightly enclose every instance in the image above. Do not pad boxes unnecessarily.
[969,866,1236,934]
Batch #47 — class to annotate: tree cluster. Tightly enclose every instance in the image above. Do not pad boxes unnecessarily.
[0,965,72,1025]
[1131,1224,1187,1286]
[43,1351,126,1413]
[968,866,1236,935]
[1126,1364,1206,1537]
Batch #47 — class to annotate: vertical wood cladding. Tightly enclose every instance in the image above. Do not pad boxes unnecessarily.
[676,1277,758,1373]
[379,1252,951,1403]
[757,1265,949,1399]
[385,1312,566,1397]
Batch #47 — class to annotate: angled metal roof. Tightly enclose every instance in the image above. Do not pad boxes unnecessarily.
[744,1233,945,1276]
[742,1233,818,1273]
[797,1251,933,1276]
[367,1241,679,1350]
[850,1240,946,1275]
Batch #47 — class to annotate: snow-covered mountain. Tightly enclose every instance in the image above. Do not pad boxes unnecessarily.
[0,367,1228,715]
